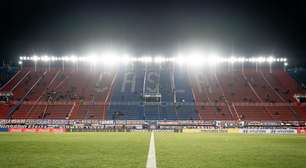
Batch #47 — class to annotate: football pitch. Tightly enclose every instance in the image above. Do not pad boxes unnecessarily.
[0,133,305,168]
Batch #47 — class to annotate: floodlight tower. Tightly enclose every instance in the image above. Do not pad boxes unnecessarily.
[62,58,65,71]
[267,56,274,73]
[18,60,23,70]
[33,55,38,72]
[75,58,79,72]
[230,57,235,72]
[241,57,245,73]
[48,59,51,72]
[170,62,177,120]
[283,62,288,72]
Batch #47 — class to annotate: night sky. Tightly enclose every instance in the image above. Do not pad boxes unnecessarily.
[1,0,306,66]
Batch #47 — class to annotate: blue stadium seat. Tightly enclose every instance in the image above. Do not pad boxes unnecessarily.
[107,64,199,120]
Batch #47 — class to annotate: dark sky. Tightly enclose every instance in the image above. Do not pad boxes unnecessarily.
[1,0,306,66]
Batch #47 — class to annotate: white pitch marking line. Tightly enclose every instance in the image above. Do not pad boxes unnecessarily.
[146,132,157,168]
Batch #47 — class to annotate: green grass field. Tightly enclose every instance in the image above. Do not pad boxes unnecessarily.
[0,133,150,168]
[0,132,305,168]
[156,133,306,168]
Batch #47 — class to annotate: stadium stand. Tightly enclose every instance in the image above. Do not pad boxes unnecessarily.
[191,70,237,120]
[0,67,115,120]
[0,104,10,119]
[174,67,198,120]
[107,64,145,120]
[299,105,306,119]
[0,64,305,121]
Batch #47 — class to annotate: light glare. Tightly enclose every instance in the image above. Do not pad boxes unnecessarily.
[19,54,288,66]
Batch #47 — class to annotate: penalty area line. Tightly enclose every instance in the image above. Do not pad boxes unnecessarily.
[146,132,157,168]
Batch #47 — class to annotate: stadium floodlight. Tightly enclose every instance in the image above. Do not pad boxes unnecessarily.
[252,57,257,62]
[18,61,23,65]
[167,57,175,63]
[267,56,275,63]
[138,56,153,63]
[63,56,67,61]
[186,50,207,65]
[186,55,205,66]
[19,54,289,66]
[77,56,86,62]
[207,53,223,65]
[284,62,288,66]
[173,53,186,65]
[68,55,78,62]
[100,51,119,65]
[154,56,167,63]
[41,55,51,62]
[256,57,266,63]
[85,53,99,64]
[248,57,256,62]
[32,55,40,62]
[228,56,236,63]
[237,57,245,62]
[51,56,58,61]
[103,56,120,66]
[174,56,185,65]
[120,55,133,64]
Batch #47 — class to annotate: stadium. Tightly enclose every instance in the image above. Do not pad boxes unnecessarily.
[1,1,306,168]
